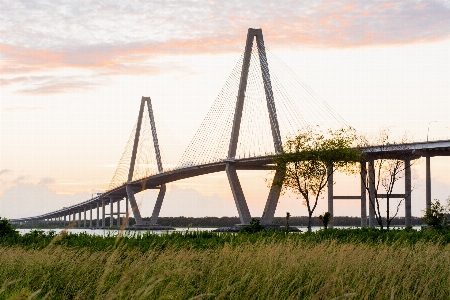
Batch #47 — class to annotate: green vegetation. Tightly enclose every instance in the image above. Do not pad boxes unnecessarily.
[4,216,450,299]
[274,127,361,231]
[2,229,450,299]
[422,199,449,229]
[318,212,332,230]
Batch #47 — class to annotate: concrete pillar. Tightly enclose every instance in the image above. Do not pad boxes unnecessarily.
[226,163,252,225]
[327,165,334,229]
[78,210,81,227]
[261,169,284,225]
[405,159,412,228]
[150,185,166,225]
[117,199,121,227]
[360,162,367,228]
[126,196,129,227]
[96,202,100,228]
[368,159,376,227]
[83,207,87,228]
[89,205,93,228]
[126,185,143,226]
[426,156,431,210]
[110,197,114,228]
[102,199,106,228]
[73,211,76,225]
[64,214,66,227]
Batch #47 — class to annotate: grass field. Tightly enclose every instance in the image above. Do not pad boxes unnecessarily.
[1,229,450,299]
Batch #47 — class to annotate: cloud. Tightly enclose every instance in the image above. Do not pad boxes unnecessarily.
[0,169,12,176]
[13,176,30,184]
[38,177,55,186]
[0,74,108,94]
[0,0,449,93]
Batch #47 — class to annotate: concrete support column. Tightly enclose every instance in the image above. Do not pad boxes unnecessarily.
[126,185,143,226]
[102,199,106,228]
[73,211,76,225]
[426,156,431,210]
[368,159,376,227]
[78,210,81,227]
[117,199,121,227]
[360,161,367,228]
[126,196,129,228]
[327,165,334,229]
[150,185,166,225]
[89,205,93,228]
[110,197,114,228]
[64,214,66,227]
[96,202,100,228]
[226,163,252,225]
[83,207,87,228]
[261,169,284,225]
[405,159,412,228]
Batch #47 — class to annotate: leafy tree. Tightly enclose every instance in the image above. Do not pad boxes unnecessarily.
[0,217,19,237]
[318,212,332,230]
[274,127,361,232]
[422,199,448,229]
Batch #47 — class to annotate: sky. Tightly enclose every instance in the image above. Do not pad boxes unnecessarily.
[1,0,450,220]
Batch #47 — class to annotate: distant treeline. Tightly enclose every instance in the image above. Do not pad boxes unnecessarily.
[15,216,424,228]
[153,216,424,227]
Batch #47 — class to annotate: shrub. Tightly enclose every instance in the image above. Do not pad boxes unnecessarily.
[0,217,19,237]
[239,218,265,233]
[422,200,448,229]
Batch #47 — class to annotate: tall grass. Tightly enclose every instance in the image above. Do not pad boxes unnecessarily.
[1,229,450,299]
[1,239,450,299]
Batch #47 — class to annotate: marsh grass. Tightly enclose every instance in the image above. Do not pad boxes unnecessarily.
[1,229,450,299]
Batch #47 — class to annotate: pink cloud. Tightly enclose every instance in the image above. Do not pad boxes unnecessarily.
[0,0,448,94]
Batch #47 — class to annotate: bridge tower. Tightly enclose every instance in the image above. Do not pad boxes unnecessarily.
[126,96,166,227]
[227,28,284,225]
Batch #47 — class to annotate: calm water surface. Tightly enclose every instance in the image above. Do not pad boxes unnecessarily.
[17,226,422,237]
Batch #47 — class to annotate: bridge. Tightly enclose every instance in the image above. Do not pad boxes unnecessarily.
[10,28,450,229]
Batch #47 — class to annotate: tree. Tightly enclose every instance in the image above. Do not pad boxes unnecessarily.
[0,217,18,237]
[318,212,332,230]
[274,127,361,232]
[361,129,417,230]
[422,199,449,229]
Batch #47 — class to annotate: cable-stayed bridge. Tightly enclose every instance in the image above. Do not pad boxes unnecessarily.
[11,28,450,228]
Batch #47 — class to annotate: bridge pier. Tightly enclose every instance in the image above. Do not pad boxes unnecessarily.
[405,159,412,228]
[126,196,129,227]
[261,169,284,225]
[89,205,93,228]
[327,165,334,229]
[126,185,144,226]
[368,159,376,227]
[96,202,100,228]
[102,199,106,228]
[360,162,367,228]
[150,185,166,225]
[64,214,66,227]
[226,163,252,225]
[78,210,81,227]
[110,197,114,228]
[117,199,121,227]
[83,207,87,228]
[426,156,431,210]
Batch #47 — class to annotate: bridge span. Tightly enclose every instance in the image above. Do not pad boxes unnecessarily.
[10,28,450,229]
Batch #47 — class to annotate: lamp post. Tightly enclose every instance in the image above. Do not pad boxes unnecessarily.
[427,121,437,142]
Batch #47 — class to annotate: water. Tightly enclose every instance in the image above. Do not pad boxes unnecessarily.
[16,225,423,237]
